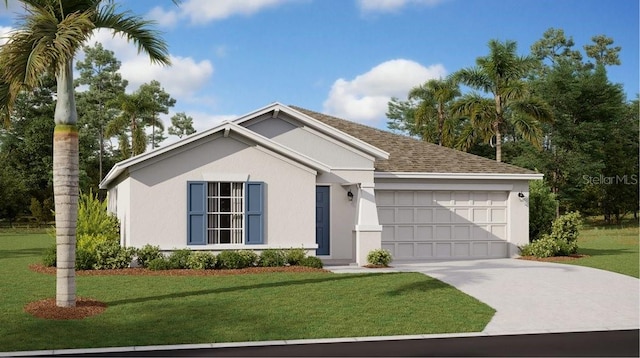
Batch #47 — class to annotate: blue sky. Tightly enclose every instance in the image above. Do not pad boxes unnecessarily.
[1,0,638,139]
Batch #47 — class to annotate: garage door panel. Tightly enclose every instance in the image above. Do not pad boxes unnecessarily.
[435,209,451,222]
[453,226,471,240]
[416,208,432,222]
[378,190,510,260]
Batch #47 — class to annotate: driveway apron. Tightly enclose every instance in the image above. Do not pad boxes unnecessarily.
[390,259,640,334]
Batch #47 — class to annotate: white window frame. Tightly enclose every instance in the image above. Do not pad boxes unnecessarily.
[206,182,244,244]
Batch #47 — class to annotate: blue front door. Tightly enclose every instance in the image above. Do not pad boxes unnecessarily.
[315,186,330,255]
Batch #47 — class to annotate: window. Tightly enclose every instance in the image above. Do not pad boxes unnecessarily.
[188,181,264,245]
[207,182,243,244]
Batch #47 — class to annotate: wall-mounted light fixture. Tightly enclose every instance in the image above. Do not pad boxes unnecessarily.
[347,190,354,201]
[518,192,525,198]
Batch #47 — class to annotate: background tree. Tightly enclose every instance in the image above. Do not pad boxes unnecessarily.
[75,42,128,183]
[584,35,621,66]
[0,0,172,308]
[408,78,460,147]
[452,39,553,162]
[168,112,196,138]
[138,80,175,149]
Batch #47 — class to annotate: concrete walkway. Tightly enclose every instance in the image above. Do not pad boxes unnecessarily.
[328,259,640,334]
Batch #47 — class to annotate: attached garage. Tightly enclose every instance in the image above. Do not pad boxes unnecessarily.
[377,190,510,260]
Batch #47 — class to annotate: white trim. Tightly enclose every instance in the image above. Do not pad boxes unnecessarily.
[375,182,514,191]
[375,172,543,181]
[233,102,390,160]
[355,225,382,231]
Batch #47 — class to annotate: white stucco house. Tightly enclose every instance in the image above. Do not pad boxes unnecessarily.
[99,103,542,265]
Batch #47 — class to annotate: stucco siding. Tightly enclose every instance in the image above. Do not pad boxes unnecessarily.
[246,117,373,169]
[125,135,317,251]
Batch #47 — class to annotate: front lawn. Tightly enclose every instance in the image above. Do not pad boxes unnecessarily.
[564,217,639,278]
[0,232,494,353]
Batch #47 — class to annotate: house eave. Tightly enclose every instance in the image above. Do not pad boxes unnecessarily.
[374,172,544,181]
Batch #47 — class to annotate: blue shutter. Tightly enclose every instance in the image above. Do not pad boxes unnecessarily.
[187,182,206,245]
[245,182,264,244]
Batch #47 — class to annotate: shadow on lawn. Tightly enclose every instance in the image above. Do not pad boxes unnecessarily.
[578,247,637,257]
[107,272,401,307]
[0,248,46,260]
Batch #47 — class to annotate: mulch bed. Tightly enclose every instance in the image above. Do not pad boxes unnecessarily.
[519,254,588,262]
[25,264,329,321]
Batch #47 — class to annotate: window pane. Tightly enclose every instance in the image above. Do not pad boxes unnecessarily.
[220,182,231,196]
[220,214,231,228]
[219,230,231,244]
[220,198,230,212]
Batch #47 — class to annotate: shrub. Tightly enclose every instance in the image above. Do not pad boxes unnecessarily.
[529,180,557,242]
[216,250,245,269]
[94,241,135,269]
[367,249,392,267]
[136,244,163,268]
[186,251,217,270]
[42,244,57,267]
[75,247,97,270]
[285,248,307,266]
[77,233,114,254]
[147,257,172,271]
[168,249,192,269]
[237,250,258,268]
[259,249,286,267]
[300,256,323,269]
[520,211,582,258]
[76,190,119,239]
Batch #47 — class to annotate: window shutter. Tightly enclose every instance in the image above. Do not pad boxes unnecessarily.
[187,182,206,245]
[245,182,264,244]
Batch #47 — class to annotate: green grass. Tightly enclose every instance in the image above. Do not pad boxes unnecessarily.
[0,232,494,352]
[563,217,639,278]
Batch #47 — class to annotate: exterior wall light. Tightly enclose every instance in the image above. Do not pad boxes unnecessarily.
[347,190,354,201]
[518,192,525,198]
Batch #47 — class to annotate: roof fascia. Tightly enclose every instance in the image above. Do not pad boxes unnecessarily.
[374,172,544,181]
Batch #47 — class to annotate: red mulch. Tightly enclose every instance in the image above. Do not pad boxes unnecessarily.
[24,297,106,320]
[25,264,329,321]
[519,254,589,262]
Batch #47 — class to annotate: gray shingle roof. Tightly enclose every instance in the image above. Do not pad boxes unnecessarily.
[291,106,538,175]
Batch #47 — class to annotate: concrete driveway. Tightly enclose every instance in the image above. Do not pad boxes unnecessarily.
[329,259,640,334]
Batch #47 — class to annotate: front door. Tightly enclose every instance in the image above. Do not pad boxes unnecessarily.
[315,186,330,255]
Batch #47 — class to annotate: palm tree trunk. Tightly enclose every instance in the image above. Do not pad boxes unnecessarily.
[494,123,502,162]
[53,60,79,308]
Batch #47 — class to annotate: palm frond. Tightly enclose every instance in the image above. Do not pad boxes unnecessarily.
[94,3,171,66]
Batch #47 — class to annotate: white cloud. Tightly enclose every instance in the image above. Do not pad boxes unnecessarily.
[84,30,214,98]
[153,0,296,26]
[323,59,446,124]
[0,26,12,46]
[357,0,445,13]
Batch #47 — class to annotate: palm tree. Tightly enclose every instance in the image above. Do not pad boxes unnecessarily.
[408,78,461,147]
[453,39,552,162]
[0,0,172,307]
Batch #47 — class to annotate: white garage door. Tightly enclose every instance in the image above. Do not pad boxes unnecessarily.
[377,190,509,260]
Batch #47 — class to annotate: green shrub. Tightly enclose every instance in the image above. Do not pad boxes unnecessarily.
[42,244,56,267]
[285,248,307,265]
[237,250,258,268]
[300,256,323,269]
[94,241,135,269]
[168,249,192,269]
[75,247,97,270]
[520,211,582,258]
[76,190,119,239]
[77,233,114,254]
[147,257,171,271]
[216,250,245,269]
[259,249,286,267]
[367,249,393,266]
[186,252,216,270]
[529,180,557,241]
[136,244,163,268]
[520,236,559,258]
